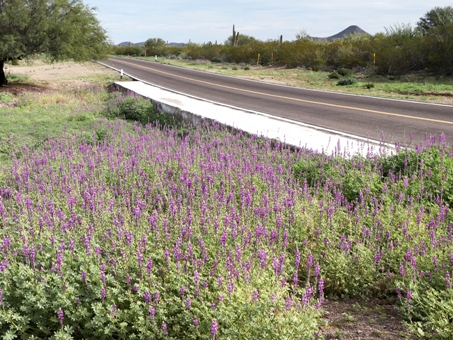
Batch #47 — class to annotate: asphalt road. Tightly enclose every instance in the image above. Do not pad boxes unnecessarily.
[103,56,453,147]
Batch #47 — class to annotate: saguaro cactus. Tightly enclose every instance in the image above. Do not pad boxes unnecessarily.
[232,25,236,45]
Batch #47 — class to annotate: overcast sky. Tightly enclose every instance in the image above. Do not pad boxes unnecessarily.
[84,1,453,44]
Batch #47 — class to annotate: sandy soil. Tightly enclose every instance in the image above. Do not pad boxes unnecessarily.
[3,59,119,90]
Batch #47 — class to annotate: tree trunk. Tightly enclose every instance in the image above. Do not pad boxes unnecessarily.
[0,60,8,86]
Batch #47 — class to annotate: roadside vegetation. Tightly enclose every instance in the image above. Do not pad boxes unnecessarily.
[0,58,452,339]
[113,6,453,105]
[1,4,453,339]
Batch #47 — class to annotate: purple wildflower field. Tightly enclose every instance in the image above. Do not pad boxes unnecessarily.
[0,96,452,338]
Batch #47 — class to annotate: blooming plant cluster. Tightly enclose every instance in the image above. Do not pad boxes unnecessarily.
[0,90,453,339]
[293,135,453,338]
[0,120,322,339]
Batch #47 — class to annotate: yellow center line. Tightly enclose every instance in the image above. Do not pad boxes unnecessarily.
[116,58,453,126]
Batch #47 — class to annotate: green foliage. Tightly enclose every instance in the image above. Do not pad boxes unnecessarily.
[0,92,14,103]
[6,73,29,83]
[328,72,340,79]
[113,45,144,57]
[115,7,453,76]
[0,0,109,63]
[0,0,109,85]
[337,68,353,77]
[104,92,179,127]
[417,5,453,35]
[404,284,453,339]
[144,38,167,57]
[224,33,257,46]
[336,78,357,86]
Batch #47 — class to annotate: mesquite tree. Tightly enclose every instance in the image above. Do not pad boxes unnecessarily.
[0,0,109,86]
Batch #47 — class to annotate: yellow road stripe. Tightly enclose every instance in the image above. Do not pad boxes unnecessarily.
[115,58,453,126]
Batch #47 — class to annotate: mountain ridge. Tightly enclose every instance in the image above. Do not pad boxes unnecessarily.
[117,26,369,46]
[312,25,369,41]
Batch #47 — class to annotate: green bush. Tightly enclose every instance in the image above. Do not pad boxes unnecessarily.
[337,68,353,77]
[336,78,357,86]
[105,93,162,125]
[328,72,340,79]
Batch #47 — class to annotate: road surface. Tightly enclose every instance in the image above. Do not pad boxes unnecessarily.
[103,56,453,147]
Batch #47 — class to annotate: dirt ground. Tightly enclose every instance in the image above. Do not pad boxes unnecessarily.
[1,60,415,340]
[318,297,413,340]
[2,59,120,91]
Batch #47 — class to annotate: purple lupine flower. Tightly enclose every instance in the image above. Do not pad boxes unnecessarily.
[227,281,234,296]
[373,251,382,263]
[146,258,153,274]
[149,306,156,318]
[194,271,200,286]
[285,296,293,311]
[56,250,63,272]
[314,263,321,277]
[101,287,107,301]
[136,250,144,264]
[399,262,406,277]
[143,291,152,304]
[446,272,451,289]
[162,322,168,335]
[217,275,223,288]
[154,291,160,304]
[302,286,313,306]
[193,318,199,328]
[211,319,219,338]
[252,290,259,302]
[57,308,64,327]
[258,248,267,269]
[185,297,191,310]
[318,279,324,296]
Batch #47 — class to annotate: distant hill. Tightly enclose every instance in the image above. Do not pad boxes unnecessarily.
[312,25,369,41]
[116,41,186,47]
[117,26,368,47]
[117,42,145,46]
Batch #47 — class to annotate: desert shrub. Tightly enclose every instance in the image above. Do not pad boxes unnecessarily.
[336,78,357,86]
[337,68,353,77]
[104,91,180,128]
[277,40,326,68]
[328,72,340,79]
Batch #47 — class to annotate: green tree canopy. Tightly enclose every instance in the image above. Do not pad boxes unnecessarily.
[417,5,453,35]
[0,0,109,85]
[144,38,166,56]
